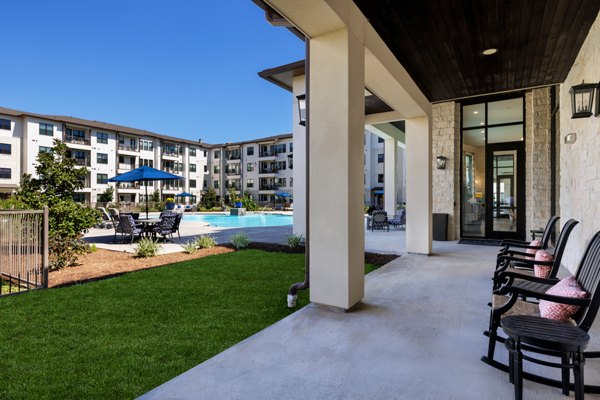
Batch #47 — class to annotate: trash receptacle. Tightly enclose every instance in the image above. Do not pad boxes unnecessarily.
[433,213,448,241]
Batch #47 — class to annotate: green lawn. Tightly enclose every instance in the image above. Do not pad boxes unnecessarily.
[0,250,377,400]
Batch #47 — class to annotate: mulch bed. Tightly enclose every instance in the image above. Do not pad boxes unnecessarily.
[49,242,400,288]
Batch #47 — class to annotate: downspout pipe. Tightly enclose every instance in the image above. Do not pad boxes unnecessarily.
[287,38,310,308]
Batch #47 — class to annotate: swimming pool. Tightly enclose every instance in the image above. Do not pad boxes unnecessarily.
[182,213,293,228]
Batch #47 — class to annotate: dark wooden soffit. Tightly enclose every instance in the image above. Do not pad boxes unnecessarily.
[353,0,600,102]
[258,61,393,115]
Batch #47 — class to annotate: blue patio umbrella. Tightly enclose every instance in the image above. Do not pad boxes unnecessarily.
[275,191,292,197]
[108,165,183,219]
[175,191,194,204]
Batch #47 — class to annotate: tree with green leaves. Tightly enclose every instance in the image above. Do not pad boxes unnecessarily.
[16,139,100,270]
[98,186,114,203]
[151,189,160,203]
[202,188,217,209]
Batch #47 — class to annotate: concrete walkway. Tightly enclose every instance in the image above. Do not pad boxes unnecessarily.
[138,242,600,400]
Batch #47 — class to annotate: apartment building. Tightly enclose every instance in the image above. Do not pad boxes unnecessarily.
[0,107,209,204]
[209,134,294,205]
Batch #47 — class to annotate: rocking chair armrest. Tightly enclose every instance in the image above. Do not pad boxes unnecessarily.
[501,242,542,251]
[497,286,591,307]
[503,249,535,258]
[497,270,559,285]
[501,239,531,246]
[495,255,533,271]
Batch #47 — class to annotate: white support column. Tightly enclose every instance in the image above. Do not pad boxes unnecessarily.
[405,117,432,254]
[309,27,365,310]
[383,138,397,215]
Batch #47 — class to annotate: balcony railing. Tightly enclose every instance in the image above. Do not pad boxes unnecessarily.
[259,150,274,157]
[260,168,274,174]
[162,151,180,157]
[259,185,277,191]
[162,184,182,190]
[163,167,181,174]
[118,182,140,189]
[118,144,139,152]
[73,158,91,167]
[225,184,241,190]
[118,163,135,170]
[64,136,91,145]
[226,169,241,175]
[227,154,241,160]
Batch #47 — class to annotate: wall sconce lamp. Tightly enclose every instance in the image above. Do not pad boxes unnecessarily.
[436,156,447,170]
[296,94,306,126]
[570,81,596,118]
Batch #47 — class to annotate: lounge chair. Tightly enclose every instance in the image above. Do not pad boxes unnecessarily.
[493,219,579,290]
[484,230,600,363]
[388,210,406,230]
[97,207,113,229]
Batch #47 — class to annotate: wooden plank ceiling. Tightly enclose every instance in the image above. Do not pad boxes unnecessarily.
[353,0,600,102]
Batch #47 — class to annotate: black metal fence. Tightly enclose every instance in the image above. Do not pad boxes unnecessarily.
[0,207,49,296]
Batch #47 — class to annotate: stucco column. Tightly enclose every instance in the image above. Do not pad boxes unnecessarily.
[384,138,397,215]
[405,117,432,254]
[309,27,365,310]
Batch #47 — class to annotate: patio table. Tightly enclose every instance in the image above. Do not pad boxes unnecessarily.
[135,218,162,237]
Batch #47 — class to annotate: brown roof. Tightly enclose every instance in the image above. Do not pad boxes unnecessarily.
[0,106,212,148]
[258,60,305,92]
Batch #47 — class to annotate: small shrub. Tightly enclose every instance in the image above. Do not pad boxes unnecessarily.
[49,237,90,270]
[229,233,249,250]
[286,233,303,249]
[196,234,217,249]
[134,238,161,258]
[89,244,98,252]
[181,240,197,254]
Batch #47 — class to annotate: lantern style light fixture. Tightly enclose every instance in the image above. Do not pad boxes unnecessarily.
[436,156,447,170]
[296,94,306,126]
[570,81,596,118]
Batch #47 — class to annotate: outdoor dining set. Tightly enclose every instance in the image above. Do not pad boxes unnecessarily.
[366,209,406,232]
[99,207,182,243]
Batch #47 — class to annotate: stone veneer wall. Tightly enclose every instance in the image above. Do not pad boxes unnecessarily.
[559,11,600,273]
[432,102,460,240]
[525,88,552,237]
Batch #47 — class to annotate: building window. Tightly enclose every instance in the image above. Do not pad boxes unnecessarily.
[97,132,109,144]
[204,150,207,157]
[247,178,254,188]
[0,168,10,179]
[214,165,220,174]
[39,146,53,153]
[203,165,207,172]
[39,123,54,136]
[247,163,254,172]
[97,174,108,184]
[140,140,154,151]
[0,143,11,155]
[290,178,293,187]
[203,180,207,188]
[378,153,384,163]
[97,153,108,164]
[189,179,197,188]
[0,118,11,130]
[378,174,384,183]
[274,143,286,154]
[247,146,254,156]
[214,180,219,189]
[189,164,197,172]
[214,150,220,159]
[73,193,86,203]
[378,137,384,143]
[189,148,197,157]
[276,178,286,187]
[141,159,154,168]
[290,143,293,152]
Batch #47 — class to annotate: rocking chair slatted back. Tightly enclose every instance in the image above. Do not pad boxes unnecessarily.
[574,231,600,331]
[540,216,561,249]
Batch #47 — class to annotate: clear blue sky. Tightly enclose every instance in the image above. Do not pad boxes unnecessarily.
[0,0,304,143]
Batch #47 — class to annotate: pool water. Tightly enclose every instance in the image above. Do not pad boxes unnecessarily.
[182,213,293,228]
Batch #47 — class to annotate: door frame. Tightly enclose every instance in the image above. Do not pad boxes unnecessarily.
[485,141,525,240]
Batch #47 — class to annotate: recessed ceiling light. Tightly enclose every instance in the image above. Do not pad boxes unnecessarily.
[473,111,479,114]
[480,122,484,125]
[480,130,484,133]
[482,48,498,56]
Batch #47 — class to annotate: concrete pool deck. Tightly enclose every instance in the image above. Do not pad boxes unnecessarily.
[85,212,408,255]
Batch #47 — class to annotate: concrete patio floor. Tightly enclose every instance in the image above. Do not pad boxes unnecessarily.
[138,242,600,400]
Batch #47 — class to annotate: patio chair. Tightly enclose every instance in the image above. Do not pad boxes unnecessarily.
[172,212,183,239]
[492,219,579,290]
[97,207,113,229]
[496,216,560,264]
[369,210,389,232]
[388,210,406,230]
[119,214,143,244]
[159,210,177,219]
[484,230,600,362]
[152,215,177,241]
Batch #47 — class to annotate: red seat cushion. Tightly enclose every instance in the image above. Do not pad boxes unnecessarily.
[539,276,588,321]
[533,250,554,278]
